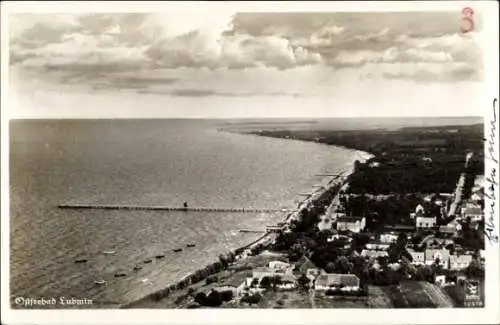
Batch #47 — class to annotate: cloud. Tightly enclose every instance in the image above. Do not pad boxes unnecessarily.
[144,31,322,70]
[334,47,453,66]
[309,23,346,45]
[9,12,483,86]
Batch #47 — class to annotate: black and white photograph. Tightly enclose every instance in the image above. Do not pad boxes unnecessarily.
[1,1,499,324]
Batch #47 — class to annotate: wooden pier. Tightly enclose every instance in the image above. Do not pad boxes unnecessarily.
[57,204,286,213]
[314,173,341,177]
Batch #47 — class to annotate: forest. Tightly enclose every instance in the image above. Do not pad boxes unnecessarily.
[251,123,484,195]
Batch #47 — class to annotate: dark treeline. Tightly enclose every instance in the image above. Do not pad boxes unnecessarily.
[252,124,484,195]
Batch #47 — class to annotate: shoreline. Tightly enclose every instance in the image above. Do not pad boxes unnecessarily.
[122,132,372,308]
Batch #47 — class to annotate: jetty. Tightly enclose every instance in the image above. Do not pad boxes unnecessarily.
[238,229,266,233]
[57,204,284,213]
[314,173,342,177]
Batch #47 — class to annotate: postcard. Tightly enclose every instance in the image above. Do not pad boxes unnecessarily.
[1,1,499,325]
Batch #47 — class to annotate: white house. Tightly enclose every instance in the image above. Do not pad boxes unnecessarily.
[268,261,293,274]
[314,274,360,291]
[327,234,352,243]
[461,203,483,222]
[365,242,391,250]
[380,232,399,243]
[425,248,450,269]
[416,216,436,228]
[449,255,473,270]
[439,220,462,234]
[361,249,389,259]
[407,249,425,265]
[252,267,281,280]
[336,216,366,233]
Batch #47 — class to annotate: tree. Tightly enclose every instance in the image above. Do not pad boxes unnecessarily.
[465,259,484,279]
[325,262,336,273]
[194,292,206,305]
[260,276,272,289]
[205,290,224,307]
[275,231,298,250]
[297,274,310,291]
[288,243,305,262]
[318,229,334,244]
[352,233,371,251]
[241,293,262,305]
[270,275,282,290]
[220,290,234,302]
[445,243,455,255]
[335,256,352,274]
[219,254,229,268]
[206,275,218,285]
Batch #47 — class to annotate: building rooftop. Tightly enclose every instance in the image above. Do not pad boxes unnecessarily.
[462,207,483,215]
[450,255,473,263]
[337,216,364,223]
[253,267,274,273]
[316,274,360,288]
[416,215,436,220]
[425,248,450,261]
[361,249,389,258]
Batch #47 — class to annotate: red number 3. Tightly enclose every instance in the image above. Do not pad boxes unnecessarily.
[461,7,475,33]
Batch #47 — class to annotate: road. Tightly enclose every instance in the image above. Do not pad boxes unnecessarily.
[447,152,473,217]
[318,181,348,231]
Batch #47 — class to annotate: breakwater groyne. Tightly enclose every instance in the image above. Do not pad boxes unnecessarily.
[58,204,286,214]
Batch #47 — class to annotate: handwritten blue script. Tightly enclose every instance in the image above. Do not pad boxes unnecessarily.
[484,98,499,244]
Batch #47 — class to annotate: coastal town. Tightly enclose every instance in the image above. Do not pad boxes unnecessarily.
[129,123,486,309]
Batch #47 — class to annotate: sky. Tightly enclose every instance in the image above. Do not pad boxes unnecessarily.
[7,10,486,118]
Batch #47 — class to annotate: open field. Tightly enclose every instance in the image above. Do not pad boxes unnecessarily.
[367,285,394,308]
[313,294,369,308]
[381,281,454,308]
[225,291,312,309]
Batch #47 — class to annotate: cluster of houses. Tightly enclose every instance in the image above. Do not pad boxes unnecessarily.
[207,175,486,303]
[210,257,362,299]
[406,247,475,270]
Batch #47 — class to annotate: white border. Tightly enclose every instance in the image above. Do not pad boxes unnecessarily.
[1,1,499,325]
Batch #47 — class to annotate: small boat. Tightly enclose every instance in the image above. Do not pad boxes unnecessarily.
[172,248,182,253]
[155,254,165,259]
[140,278,149,283]
[143,259,152,264]
[133,265,143,271]
[103,250,116,255]
[186,244,196,248]
[94,280,106,285]
[75,259,87,264]
[114,272,127,277]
